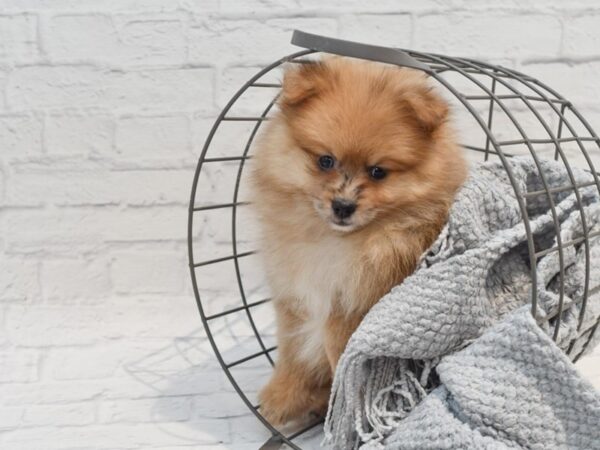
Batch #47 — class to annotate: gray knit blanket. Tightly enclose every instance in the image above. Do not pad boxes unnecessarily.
[324,157,600,450]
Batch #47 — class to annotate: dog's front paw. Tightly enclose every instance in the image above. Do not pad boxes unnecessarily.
[258,378,299,426]
[258,375,330,426]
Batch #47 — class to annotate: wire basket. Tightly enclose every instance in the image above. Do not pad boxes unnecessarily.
[187,31,600,449]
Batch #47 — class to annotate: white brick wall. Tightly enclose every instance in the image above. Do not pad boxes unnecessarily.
[1,1,599,449]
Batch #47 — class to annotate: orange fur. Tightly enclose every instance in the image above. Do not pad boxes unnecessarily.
[251,57,467,426]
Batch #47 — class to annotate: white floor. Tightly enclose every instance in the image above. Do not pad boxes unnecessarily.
[124,328,600,449]
[195,336,600,449]
[2,298,598,450]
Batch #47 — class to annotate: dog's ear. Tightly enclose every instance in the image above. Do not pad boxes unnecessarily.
[280,61,332,110]
[399,84,449,134]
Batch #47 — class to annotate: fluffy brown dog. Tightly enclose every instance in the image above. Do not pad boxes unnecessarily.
[251,57,467,426]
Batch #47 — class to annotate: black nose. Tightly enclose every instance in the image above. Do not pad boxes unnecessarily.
[332,199,357,220]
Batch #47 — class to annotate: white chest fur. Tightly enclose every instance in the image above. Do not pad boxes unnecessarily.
[265,233,356,364]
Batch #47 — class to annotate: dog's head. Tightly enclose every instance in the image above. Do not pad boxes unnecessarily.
[255,57,459,233]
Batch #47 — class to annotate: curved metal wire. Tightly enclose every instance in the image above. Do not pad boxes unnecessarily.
[411,51,549,325]
[230,91,279,368]
[468,60,593,348]
[188,49,313,450]
[438,55,569,341]
[188,45,600,448]
[492,63,600,359]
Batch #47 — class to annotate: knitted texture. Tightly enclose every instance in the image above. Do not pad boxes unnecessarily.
[323,157,600,449]
[377,309,600,450]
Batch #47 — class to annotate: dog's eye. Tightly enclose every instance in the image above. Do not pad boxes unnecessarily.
[318,155,335,171]
[369,166,387,180]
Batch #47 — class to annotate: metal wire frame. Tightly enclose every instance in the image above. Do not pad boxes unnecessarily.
[188,41,600,449]
[188,50,321,450]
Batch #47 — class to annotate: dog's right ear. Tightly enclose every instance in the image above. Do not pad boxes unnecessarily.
[280,61,331,110]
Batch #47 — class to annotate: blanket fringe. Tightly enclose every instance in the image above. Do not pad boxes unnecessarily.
[324,356,438,449]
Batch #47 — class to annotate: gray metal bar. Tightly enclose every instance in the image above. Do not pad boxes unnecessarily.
[291,30,432,72]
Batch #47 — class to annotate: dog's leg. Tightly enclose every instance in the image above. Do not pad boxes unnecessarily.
[258,301,331,426]
[323,311,363,373]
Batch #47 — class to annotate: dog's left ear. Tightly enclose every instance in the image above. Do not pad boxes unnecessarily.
[400,86,449,134]
[280,61,332,111]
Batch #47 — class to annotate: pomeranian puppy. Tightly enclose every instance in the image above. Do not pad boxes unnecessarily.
[251,57,467,426]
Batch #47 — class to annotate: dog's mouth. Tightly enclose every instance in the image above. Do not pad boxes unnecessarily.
[312,198,362,232]
[329,218,356,232]
[332,218,352,226]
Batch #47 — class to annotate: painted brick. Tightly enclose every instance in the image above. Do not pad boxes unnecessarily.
[0,406,24,430]
[0,69,9,110]
[105,68,215,113]
[45,14,187,67]
[188,17,338,66]
[0,350,39,383]
[563,14,600,57]
[0,0,217,11]
[0,309,7,347]
[0,166,4,203]
[23,403,96,427]
[216,65,280,113]
[0,115,43,156]
[191,113,219,152]
[0,257,40,302]
[115,115,191,158]
[339,14,412,47]
[522,61,600,107]
[7,66,214,112]
[0,14,38,63]
[3,206,185,253]
[5,301,199,346]
[41,258,111,300]
[45,114,114,156]
[6,168,191,207]
[415,13,562,58]
[6,65,107,109]
[111,251,185,294]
